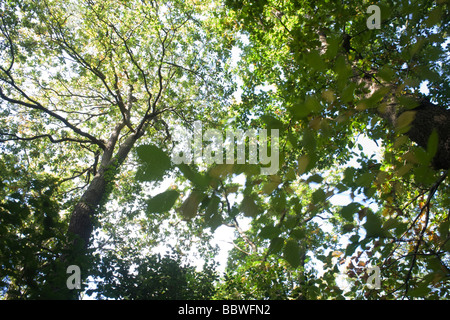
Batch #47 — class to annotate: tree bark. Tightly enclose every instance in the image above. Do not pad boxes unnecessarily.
[321,31,450,170]
[402,99,450,170]
[67,167,107,249]
[53,119,152,299]
[67,122,149,249]
[369,90,449,170]
[377,97,449,171]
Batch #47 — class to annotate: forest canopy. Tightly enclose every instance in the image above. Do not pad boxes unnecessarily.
[0,0,449,300]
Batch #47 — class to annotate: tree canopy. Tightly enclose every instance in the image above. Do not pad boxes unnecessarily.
[0,0,449,300]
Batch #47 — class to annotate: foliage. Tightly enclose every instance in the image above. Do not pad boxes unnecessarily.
[0,159,67,298]
[89,251,217,300]
[210,0,450,300]
[1,0,449,300]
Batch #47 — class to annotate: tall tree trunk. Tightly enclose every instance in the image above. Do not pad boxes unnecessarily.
[68,168,108,251]
[53,120,150,299]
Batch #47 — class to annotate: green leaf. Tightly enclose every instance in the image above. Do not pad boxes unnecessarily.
[334,55,352,88]
[304,50,326,72]
[178,190,204,220]
[304,95,322,113]
[409,38,426,57]
[302,129,317,151]
[271,191,287,212]
[204,195,222,231]
[307,174,323,184]
[240,193,259,217]
[395,111,416,133]
[396,163,413,177]
[260,114,284,130]
[293,97,322,119]
[445,240,450,253]
[397,95,420,109]
[290,228,306,240]
[345,242,359,256]
[268,237,284,255]
[426,129,439,158]
[312,188,326,203]
[349,234,360,244]
[259,225,281,239]
[136,144,172,182]
[292,101,309,119]
[382,218,399,231]
[425,6,443,28]
[146,189,180,214]
[407,284,431,297]
[341,82,356,103]
[377,65,395,82]
[297,155,310,175]
[364,212,384,237]
[355,171,375,188]
[413,147,431,165]
[438,220,449,239]
[342,167,356,186]
[283,240,302,268]
[208,164,234,179]
[340,203,360,222]
[177,163,210,189]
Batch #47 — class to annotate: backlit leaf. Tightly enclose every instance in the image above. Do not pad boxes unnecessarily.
[268,237,284,255]
[304,50,326,72]
[136,144,172,182]
[259,225,281,239]
[204,195,222,231]
[297,155,310,175]
[395,111,416,133]
[146,189,180,214]
[283,240,302,268]
[364,212,384,237]
[260,114,285,130]
[177,163,210,189]
[426,129,439,158]
[240,193,259,217]
[178,190,204,220]
[340,203,360,222]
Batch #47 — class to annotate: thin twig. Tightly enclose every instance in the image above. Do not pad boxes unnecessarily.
[401,170,448,298]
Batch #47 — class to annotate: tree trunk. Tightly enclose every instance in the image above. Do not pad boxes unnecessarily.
[67,121,149,247]
[52,121,150,299]
[67,168,107,250]
[402,99,450,170]
[318,31,450,171]
[374,93,449,170]
[342,44,450,170]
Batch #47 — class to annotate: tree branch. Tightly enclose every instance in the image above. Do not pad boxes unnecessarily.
[42,4,120,109]
[0,87,106,149]
[152,30,169,114]
[221,181,257,254]
[402,170,448,298]
[0,131,95,145]
[0,14,15,74]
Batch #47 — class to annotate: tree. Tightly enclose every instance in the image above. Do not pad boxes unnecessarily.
[89,250,217,300]
[1,0,231,299]
[213,0,449,299]
[1,0,449,300]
